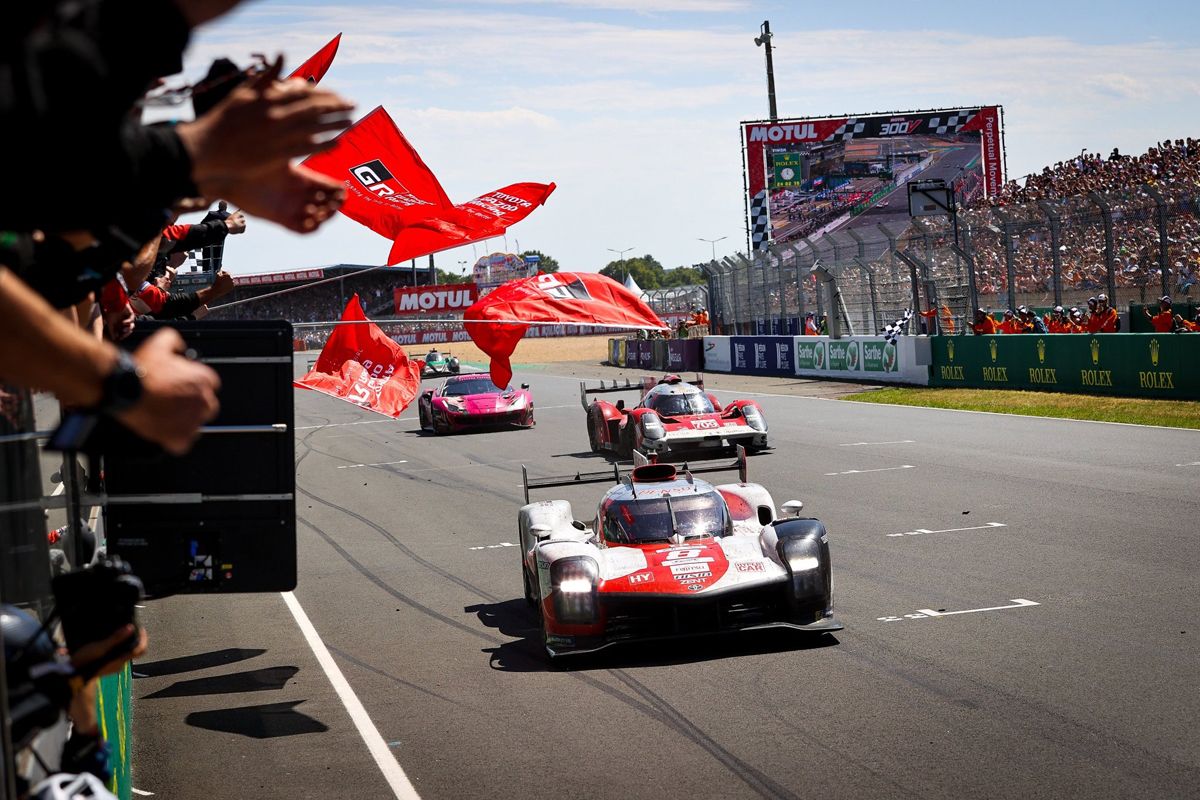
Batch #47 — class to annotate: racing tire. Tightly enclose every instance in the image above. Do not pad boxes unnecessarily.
[618,423,634,459]
[432,410,450,435]
[586,415,600,453]
[418,402,430,431]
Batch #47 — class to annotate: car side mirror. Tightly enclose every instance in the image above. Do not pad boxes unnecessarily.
[757,505,774,526]
[616,399,625,411]
[781,500,805,519]
[521,383,530,390]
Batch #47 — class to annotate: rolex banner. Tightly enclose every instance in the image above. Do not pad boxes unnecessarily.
[928,334,1199,399]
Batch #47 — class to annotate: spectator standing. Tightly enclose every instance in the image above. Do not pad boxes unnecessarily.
[970,308,998,335]
[1145,296,1176,332]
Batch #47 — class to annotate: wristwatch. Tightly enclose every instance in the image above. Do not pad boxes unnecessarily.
[97,351,144,415]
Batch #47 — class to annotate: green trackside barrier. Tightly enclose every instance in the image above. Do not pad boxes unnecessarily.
[1127,302,1200,333]
[96,663,132,800]
[929,333,1200,399]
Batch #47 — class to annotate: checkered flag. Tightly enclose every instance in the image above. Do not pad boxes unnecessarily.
[883,309,913,343]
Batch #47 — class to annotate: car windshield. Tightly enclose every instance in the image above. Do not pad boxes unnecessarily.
[443,377,505,396]
[426,350,442,360]
[604,493,729,544]
[648,391,714,417]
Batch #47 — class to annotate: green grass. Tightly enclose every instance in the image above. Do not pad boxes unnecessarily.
[843,387,1200,429]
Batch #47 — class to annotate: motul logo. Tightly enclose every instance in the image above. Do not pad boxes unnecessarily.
[748,123,820,143]
[394,284,478,315]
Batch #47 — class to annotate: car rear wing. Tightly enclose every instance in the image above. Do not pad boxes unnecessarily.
[521,462,623,505]
[634,444,748,484]
[522,445,747,504]
[578,378,641,410]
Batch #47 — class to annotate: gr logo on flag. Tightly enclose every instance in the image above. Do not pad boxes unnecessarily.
[534,274,591,302]
[351,160,398,196]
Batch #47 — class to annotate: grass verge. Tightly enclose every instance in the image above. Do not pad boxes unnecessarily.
[843,387,1200,430]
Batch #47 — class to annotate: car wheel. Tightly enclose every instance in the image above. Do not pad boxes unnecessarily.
[418,402,430,430]
[433,409,450,435]
[586,415,600,452]
[618,423,634,458]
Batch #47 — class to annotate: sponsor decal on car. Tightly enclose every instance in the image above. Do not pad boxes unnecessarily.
[628,571,654,585]
[735,561,766,573]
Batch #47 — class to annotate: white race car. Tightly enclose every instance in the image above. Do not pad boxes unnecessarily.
[519,447,841,658]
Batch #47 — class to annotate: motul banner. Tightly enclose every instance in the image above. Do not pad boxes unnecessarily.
[294,294,423,417]
[288,33,341,84]
[464,272,665,387]
[393,284,478,316]
[301,106,555,266]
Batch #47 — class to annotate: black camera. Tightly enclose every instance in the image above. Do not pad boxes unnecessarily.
[50,556,144,657]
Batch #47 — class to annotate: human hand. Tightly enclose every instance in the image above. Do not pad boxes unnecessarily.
[211,270,235,298]
[69,624,148,679]
[116,328,220,454]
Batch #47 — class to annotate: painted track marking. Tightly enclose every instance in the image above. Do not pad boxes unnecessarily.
[887,522,1006,538]
[825,465,915,476]
[839,440,915,446]
[469,542,518,551]
[282,591,421,800]
[877,598,1039,622]
[338,460,409,470]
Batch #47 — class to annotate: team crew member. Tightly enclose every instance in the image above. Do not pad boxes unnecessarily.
[1089,293,1120,332]
[996,309,1023,334]
[1144,296,1176,332]
[970,308,999,335]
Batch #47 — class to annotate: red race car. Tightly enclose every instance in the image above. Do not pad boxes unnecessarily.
[580,374,768,458]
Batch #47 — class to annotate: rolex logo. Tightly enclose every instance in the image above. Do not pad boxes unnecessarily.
[1150,338,1160,367]
[989,338,998,363]
[947,339,955,362]
[1090,338,1100,366]
[1036,338,1045,364]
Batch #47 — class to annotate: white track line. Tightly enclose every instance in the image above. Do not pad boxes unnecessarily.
[296,420,401,430]
[338,460,409,470]
[282,591,421,800]
[839,440,914,446]
[825,465,916,476]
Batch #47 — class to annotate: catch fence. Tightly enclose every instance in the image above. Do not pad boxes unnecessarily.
[703,184,1200,335]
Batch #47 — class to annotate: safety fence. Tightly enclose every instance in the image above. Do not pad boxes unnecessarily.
[702,184,1200,339]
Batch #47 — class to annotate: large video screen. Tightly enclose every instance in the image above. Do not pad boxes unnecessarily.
[740,107,1004,252]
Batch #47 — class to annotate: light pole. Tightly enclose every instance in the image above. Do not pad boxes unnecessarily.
[697,236,727,262]
[753,21,778,121]
[457,260,468,280]
[607,247,635,284]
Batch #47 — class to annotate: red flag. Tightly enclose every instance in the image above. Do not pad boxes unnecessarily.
[288,33,342,84]
[300,106,555,265]
[294,295,423,417]
[464,272,666,387]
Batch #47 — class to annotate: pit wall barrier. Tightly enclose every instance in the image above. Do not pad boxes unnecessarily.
[97,665,132,800]
[928,333,1199,399]
[702,336,930,385]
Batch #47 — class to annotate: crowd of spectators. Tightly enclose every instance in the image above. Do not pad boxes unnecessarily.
[0,1,354,795]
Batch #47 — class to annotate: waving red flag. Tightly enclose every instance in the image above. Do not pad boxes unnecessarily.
[301,106,555,265]
[294,295,423,417]
[288,33,342,84]
[465,272,666,387]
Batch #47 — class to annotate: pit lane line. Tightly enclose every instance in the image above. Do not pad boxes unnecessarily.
[282,591,422,800]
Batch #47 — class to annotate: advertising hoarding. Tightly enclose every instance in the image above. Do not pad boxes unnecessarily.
[741,106,1004,252]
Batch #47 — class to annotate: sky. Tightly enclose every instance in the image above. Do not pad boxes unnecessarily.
[162,0,1200,277]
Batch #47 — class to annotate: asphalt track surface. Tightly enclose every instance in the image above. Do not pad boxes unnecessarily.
[133,362,1200,800]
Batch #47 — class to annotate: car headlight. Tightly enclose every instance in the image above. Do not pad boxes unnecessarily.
[506,394,527,410]
[742,404,767,432]
[551,557,599,623]
[640,412,665,439]
[443,398,464,411]
[777,536,827,605]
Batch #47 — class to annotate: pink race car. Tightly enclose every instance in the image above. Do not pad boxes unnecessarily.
[418,374,535,434]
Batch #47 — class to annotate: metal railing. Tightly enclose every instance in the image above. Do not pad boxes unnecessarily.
[703,183,1200,335]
